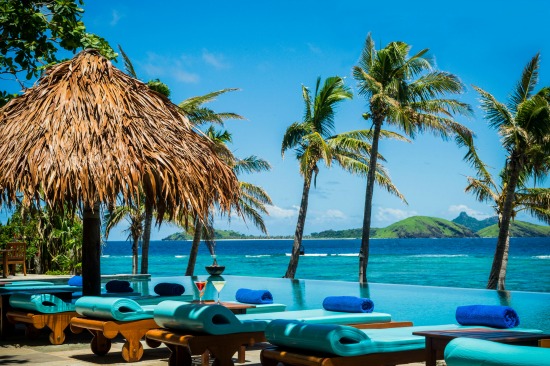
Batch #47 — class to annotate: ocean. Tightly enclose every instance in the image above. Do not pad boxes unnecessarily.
[101,237,550,293]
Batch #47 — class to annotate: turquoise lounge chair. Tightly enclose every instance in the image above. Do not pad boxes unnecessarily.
[146,301,270,366]
[70,296,160,362]
[444,337,550,366]
[237,308,394,326]
[226,301,287,314]
[259,320,544,366]
[6,293,78,344]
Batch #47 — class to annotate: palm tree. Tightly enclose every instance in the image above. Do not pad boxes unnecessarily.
[184,126,272,275]
[104,200,145,275]
[459,54,550,290]
[118,46,245,275]
[281,76,406,279]
[352,34,473,283]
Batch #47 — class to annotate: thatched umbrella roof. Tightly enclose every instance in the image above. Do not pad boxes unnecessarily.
[0,49,239,293]
[0,49,238,217]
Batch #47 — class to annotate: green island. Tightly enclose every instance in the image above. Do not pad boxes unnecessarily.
[163,212,550,240]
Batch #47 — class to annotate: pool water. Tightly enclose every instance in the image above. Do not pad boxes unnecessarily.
[129,275,550,332]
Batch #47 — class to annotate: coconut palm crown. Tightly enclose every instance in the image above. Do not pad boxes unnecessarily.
[281,75,406,279]
[353,34,473,283]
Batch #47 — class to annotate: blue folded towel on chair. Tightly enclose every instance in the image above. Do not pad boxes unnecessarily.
[455,305,520,328]
[322,296,374,313]
[235,288,273,304]
[154,282,185,296]
[105,280,133,293]
[68,275,82,286]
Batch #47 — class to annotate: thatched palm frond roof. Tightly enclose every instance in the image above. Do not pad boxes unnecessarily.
[0,49,239,219]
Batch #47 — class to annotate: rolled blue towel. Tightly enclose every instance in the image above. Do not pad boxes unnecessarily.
[154,283,185,296]
[105,280,133,293]
[322,296,374,313]
[68,275,82,286]
[455,305,520,328]
[235,288,273,304]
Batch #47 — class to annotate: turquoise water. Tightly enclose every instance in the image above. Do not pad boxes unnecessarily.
[126,275,550,333]
[101,237,550,292]
[99,237,550,332]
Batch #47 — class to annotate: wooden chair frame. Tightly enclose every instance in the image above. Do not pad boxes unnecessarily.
[6,242,26,276]
[70,316,158,362]
[7,310,77,344]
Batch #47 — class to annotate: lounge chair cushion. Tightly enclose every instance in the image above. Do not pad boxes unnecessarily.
[444,337,550,366]
[5,281,55,287]
[237,302,287,314]
[237,309,391,324]
[75,296,154,321]
[456,305,520,328]
[153,301,268,335]
[134,294,193,306]
[322,296,374,313]
[264,322,544,357]
[265,319,371,356]
[9,293,76,313]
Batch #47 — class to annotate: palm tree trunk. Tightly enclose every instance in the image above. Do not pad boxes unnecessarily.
[132,237,139,275]
[185,218,202,276]
[141,203,153,274]
[82,202,101,296]
[359,119,383,284]
[487,156,521,290]
[284,169,313,279]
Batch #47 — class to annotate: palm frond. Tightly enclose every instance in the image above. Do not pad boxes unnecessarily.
[117,45,138,79]
[281,122,308,156]
[473,85,514,130]
[510,53,540,111]
[465,177,499,203]
[233,156,271,175]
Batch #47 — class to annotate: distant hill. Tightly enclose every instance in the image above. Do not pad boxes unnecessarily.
[162,213,550,240]
[477,221,550,237]
[310,228,377,239]
[373,216,477,238]
[452,212,498,232]
[163,229,273,241]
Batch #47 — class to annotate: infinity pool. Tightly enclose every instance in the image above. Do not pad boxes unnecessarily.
[124,275,550,332]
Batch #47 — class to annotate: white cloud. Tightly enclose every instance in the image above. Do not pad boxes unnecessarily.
[110,10,122,26]
[376,208,417,222]
[448,205,491,220]
[173,70,200,83]
[307,43,322,54]
[139,52,199,84]
[266,205,297,219]
[202,49,228,69]
[324,209,346,219]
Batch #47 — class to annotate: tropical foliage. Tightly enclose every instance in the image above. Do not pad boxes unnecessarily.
[0,0,116,106]
[352,33,473,283]
[184,125,272,276]
[458,53,550,290]
[0,203,82,274]
[281,76,405,279]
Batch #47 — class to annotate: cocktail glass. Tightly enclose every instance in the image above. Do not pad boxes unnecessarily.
[194,280,207,303]
[211,280,226,304]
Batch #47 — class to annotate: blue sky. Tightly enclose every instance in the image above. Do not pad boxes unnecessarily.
[3,0,550,240]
